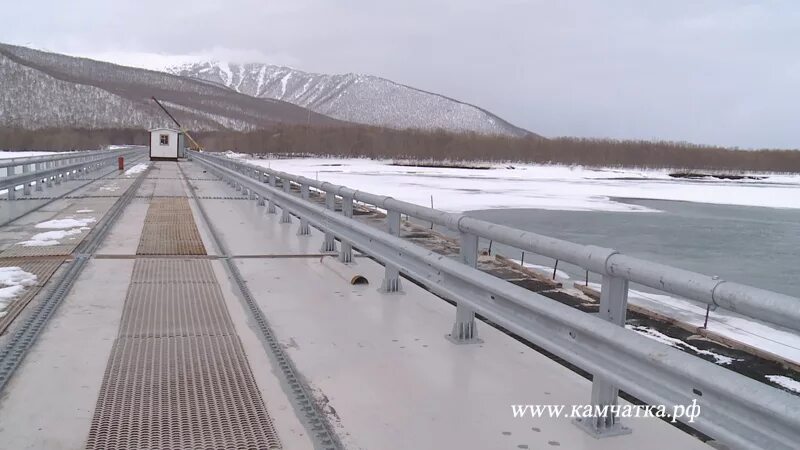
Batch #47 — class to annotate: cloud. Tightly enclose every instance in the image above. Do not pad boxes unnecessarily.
[1,0,798,148]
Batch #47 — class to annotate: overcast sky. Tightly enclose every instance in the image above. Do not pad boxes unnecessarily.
[3,0,799,148]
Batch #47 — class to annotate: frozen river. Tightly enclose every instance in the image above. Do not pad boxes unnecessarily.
[466,199,800,297]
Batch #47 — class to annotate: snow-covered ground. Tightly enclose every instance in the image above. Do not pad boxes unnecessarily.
[242,157,800,213]
[0,151,57,159]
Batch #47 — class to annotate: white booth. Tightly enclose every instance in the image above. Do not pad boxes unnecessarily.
[149,127,185,161]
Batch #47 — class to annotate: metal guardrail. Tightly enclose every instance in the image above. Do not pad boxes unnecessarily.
[0,147,140,199]
[0,162,151,394]
[0,149,114,170]
[192,150,800,450]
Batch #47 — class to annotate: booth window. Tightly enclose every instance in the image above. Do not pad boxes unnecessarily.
[160,134,169,145]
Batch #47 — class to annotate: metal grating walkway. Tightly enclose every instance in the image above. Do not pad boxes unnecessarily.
[86,164,280,449]
[137,198,206,255]
[88,333,279,450]
[0,258,64,335]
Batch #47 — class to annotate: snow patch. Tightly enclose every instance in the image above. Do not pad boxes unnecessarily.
[256,65,267,96]
[219,62,233,86]
[223,150,248,159]
[125,163,149,175]
[35,217,96,229]
[20,228,87,246]
[280,70,292,98]
[508,259,570,279]
[584,282,800,365]
[615,285,800,366]
[0,267,38,318]
[766,375,800,394]
[235,64,245,92]
[100,184,120,192]
[627,325,737,365]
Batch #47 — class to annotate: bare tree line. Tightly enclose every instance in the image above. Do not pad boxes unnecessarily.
[0,128,149,150]
[1,126,799,172]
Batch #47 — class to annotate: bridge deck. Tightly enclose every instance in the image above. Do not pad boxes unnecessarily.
[0,160,710,449]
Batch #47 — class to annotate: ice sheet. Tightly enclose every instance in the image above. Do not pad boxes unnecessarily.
[241,157,800,213]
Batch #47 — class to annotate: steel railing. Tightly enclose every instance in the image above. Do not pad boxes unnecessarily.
[192,150,800,450]
[0,147,141,199]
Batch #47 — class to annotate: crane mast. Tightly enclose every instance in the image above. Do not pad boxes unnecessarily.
[151,96,204,151]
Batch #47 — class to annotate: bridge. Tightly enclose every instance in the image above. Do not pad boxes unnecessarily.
[0,147,797,449]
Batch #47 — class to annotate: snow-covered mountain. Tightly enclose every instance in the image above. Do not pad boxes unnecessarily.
[0,44,342,131]
[167,62,534,137]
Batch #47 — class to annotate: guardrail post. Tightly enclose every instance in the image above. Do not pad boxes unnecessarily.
[321,191,337,253]
[574,274,632,438]
[255,173,265,205]
[446,232,482,344]
[280,179,292,223]
[35,163,44,191]
[22,164,31,195]
[339,195,354,263]
[297,183,310,235]
[7,166,16,200]
[380,210,403,293]
[267,174,277,214]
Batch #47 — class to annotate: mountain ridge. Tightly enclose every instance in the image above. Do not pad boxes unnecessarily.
[168,61,536,137]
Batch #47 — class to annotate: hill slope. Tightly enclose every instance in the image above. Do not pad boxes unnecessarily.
[168,61,534,137]
[0,43,341,131]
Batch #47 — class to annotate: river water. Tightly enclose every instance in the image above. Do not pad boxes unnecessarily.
[464,198,800,297]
